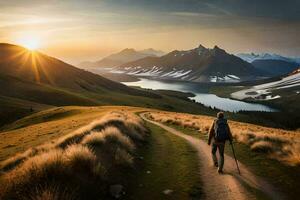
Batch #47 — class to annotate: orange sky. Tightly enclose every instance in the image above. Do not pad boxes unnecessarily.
[1,0,300,64]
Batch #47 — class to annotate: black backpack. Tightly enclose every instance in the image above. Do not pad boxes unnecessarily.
[214,119,229,142]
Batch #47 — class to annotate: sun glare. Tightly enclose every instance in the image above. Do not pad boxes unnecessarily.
[19,38,40,50]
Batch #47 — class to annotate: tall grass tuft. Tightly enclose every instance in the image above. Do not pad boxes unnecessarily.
[64,144,97,173]
[250,141,274,153]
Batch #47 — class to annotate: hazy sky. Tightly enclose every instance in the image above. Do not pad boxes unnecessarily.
[1,0,300,64]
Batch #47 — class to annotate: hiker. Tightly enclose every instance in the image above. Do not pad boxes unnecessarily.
[207,112,233,173]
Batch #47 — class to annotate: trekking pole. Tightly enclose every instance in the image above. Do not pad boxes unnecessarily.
[230,142,241,175]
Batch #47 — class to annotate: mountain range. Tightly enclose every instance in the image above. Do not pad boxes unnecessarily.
[79,48,164,68]
[116,45,263,82]
[236,53,300,64]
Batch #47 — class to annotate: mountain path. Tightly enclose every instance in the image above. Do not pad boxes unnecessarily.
[140,113,285,200]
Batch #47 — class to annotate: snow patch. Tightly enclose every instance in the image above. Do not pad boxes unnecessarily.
[265,95,281,100]
[210,75,241,83]
[161,70,192,78]
[232,71,300,100]
[110,70,126,74]
[227,75,240,79]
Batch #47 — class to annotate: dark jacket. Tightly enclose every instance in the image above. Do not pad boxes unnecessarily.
[208,118,233,144]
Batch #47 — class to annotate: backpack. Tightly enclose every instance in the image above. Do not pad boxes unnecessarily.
[214,119,229,142]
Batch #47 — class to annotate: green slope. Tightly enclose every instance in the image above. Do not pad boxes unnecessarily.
[0,74,216,128]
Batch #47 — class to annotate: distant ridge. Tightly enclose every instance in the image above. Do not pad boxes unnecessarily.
[237,52,300,64]
[79,48,164,68]
[252,59,299,76]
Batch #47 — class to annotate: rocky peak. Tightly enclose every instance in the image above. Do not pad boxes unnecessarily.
[198,44,207,50]
[197,44,208,55]
[121,48,137,54]
[211,45,226,55]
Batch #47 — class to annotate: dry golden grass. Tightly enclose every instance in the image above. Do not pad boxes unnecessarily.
[147,111,300,166]
[0,106,148,162]
[63,144,97,171]
[0,110,147,200]
[0,106,107,162]
[82,127,135,152]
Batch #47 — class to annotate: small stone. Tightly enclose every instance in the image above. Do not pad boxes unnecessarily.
[163,189,173,195]
[109,184,124,198]
[146,170,151,174]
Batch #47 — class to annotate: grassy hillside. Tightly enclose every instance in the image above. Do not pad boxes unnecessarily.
[0,107,164,161]
[0,75,100,106]
[0,76,216,128]
[0,72,220,128]
[0,95,53,127]
[0,110,148,199]
[0,74,99,126]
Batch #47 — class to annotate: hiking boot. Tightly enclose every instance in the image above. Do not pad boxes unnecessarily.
[217,168,223,174]
[214,162,218,167]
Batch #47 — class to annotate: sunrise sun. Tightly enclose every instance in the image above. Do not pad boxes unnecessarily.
[19,38,40,50]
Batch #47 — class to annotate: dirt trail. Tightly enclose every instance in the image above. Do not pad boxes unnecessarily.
[141,114,285,200]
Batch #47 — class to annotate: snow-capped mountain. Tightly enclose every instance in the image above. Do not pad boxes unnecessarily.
[115,45,263,83]
[237,53,299,64]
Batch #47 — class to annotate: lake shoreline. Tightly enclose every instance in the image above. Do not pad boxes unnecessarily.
[122,78,277,112]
